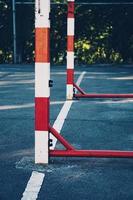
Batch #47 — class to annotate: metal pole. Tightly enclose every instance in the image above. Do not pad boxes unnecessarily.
[66,0,75,100]
[12,0,17,64]
[35,0,50,164]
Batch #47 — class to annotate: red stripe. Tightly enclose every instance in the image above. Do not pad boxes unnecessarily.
[35,97,49,131]
[67,69,74,84]
[35,28,50,62]
[68,2,74,18]
[67,36,74,51]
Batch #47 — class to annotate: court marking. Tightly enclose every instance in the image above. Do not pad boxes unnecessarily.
[0,101,65,110]
[21,71,86,200]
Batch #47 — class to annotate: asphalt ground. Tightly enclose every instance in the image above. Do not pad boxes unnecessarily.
[0,64,133,200]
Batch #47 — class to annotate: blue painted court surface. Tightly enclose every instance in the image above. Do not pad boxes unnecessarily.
[0,64,133,199]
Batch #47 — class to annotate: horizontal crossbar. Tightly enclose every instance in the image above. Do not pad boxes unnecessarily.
[49,125,133,159]
[50,150,133,158]
[73,83,133,98]
[74,93,133,98]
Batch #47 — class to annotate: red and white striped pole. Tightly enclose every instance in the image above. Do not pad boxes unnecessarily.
[35,0,50,164]
[67,0,75,100]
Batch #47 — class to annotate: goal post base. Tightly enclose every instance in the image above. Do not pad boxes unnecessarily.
[73,83,133,99]
[50,150,133,158]
[49,125,133,159]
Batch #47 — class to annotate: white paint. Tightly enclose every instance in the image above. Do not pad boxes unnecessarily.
[35,63,50,97]
[0,101,65,111]
[66,84,74,100]
[50,72,86,149]
[0,103,34,110]
[97,99,133,104]
[67,18,74,36]
[67,52,74,69]
[107,76,133,80]
[35,0,50,28]
[75,71,86,90]
[35,18,50,28]
[21,171,45,200]
[35,131,49,164]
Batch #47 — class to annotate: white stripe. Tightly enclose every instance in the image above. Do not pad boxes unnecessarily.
[21,171,45,200]
[35,19,50,28]
[21,72,86,200]
[68,0,75,2]
[66,84,73,100]
[35,63,50,97]
[74,71,86,93]
[35,0,50,28]
[0,101,65,111]
[35,131,49,164]
[67,18,74,36]
[67,52,74,69]
[50,72,86,149]
[107,76,133,80]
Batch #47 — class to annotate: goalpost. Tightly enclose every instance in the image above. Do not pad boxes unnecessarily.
[66,0,133,100]
[35,0,133,164]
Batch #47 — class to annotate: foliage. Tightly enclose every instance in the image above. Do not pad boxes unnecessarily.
[0,0,133,64]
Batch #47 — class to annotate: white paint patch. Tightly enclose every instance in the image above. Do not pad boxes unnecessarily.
[21,72,86,199]
[67,84,74,100]
[74,71,86,93]
[96,99,133,104]
[107,76,133,80]
[35,131,49,164]
[21,171,45,200]
[35,63,50,97]
[67,18,74,36]
[0,80,34,86]
[35,0,50,28]
[0,103,34,110]
[67,52,74,69]
[9,73,34,77]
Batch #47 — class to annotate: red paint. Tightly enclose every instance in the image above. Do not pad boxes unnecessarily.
[73,83,133,98]
[35,98,49,131]
[67,36,74,51]
[35,28,50,62]
[67,69,74,84]
[73,83,85,95]
[74,93,133,98]
[50,150,133,158]
[49,125,74,150]
[49,125,133,159]
[68,2,74,18]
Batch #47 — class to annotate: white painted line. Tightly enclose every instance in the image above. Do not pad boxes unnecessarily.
[107,76,133,80]
[96,99,133,104]
[0,101,65,110]
[21,72,86,200]
[21,171,45,200]
[74,71,86,94]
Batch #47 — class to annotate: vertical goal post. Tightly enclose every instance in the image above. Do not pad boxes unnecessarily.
[35,0,133,165]
[66,1,133,100]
